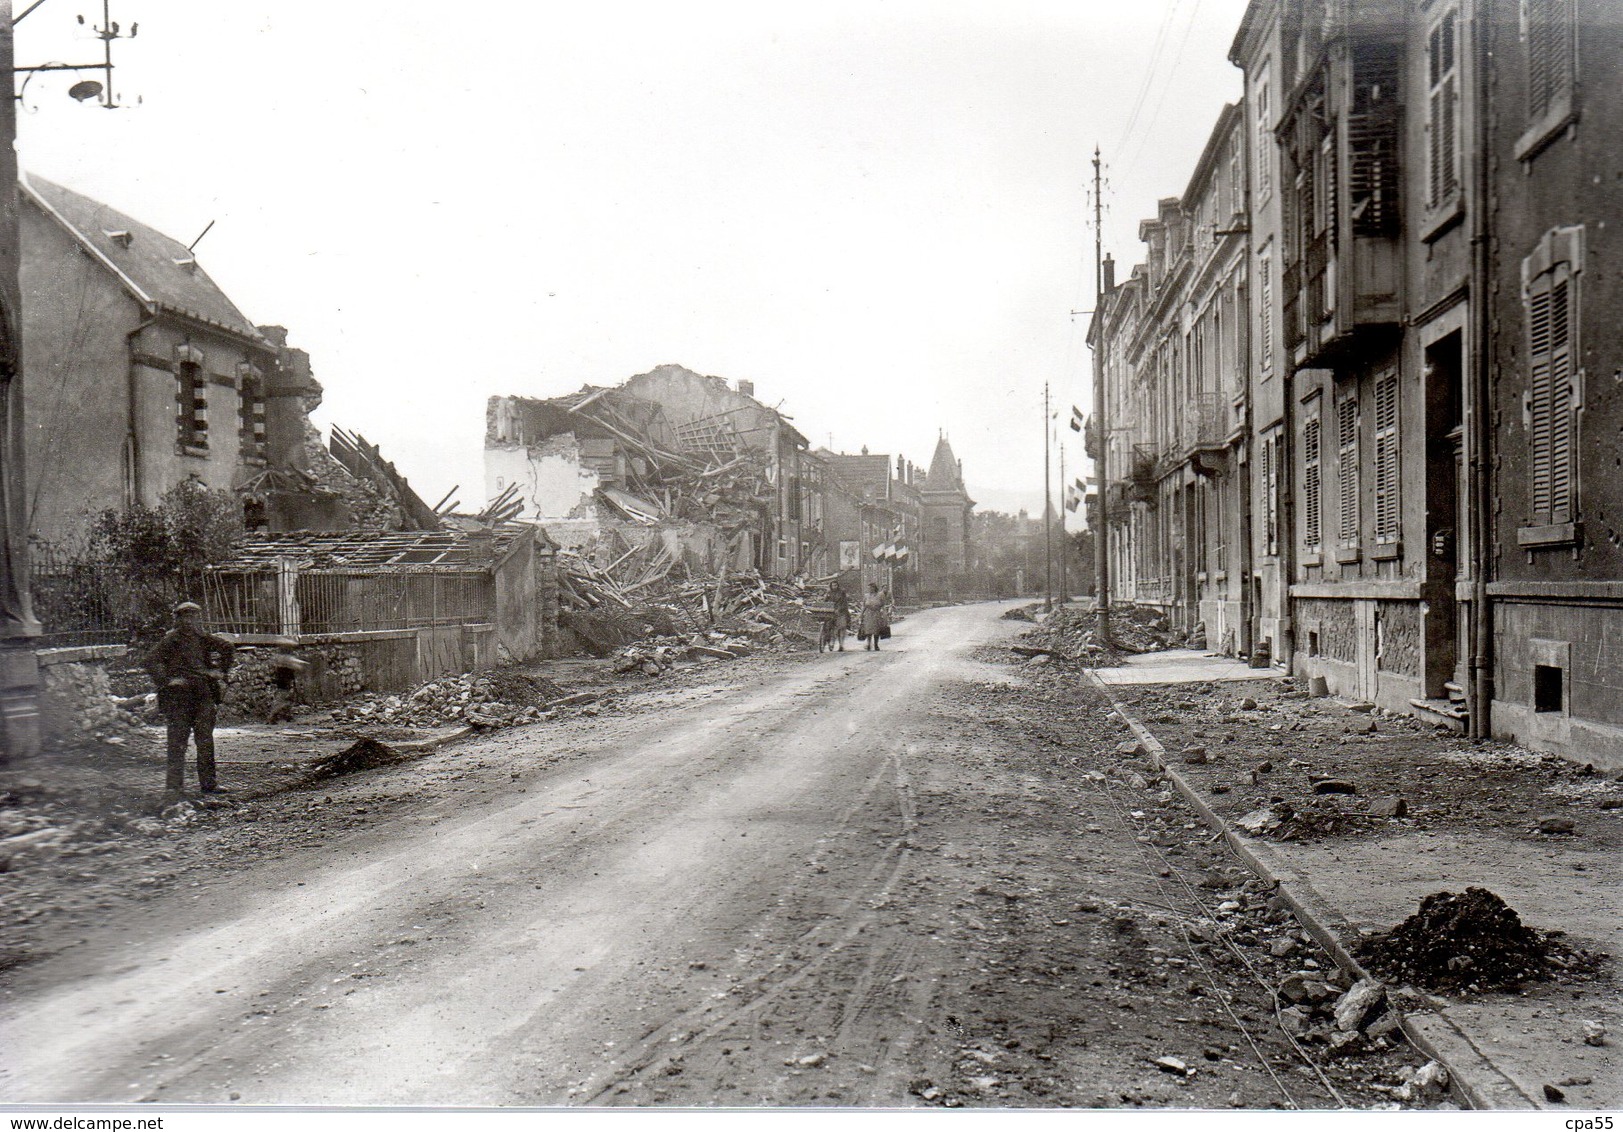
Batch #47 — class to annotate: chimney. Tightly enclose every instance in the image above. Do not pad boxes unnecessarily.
[1103,254,1116,294]
[737,379,755,398]
[896,455,905,480]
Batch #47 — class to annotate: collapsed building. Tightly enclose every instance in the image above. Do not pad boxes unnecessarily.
[485,364,823,580]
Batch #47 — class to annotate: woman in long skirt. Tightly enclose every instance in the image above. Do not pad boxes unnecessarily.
[858,582,885,650]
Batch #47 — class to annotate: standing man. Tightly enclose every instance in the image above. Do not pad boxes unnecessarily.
[266,639,308,723]
[145,601,234,795]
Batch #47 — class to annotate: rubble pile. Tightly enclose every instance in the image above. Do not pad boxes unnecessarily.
[613,632,756,676]
[327,669,567,729]
[1235,799,1380,842]
[39,662,148,752]
[557,549,824,658]
[1013,603,1178,667]
[1357,887,1604,992]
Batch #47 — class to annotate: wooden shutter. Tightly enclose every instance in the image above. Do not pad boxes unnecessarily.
[1337,395,1359,544]
[1527,0,1574,121]
[1428,11,1459,206]
[1261,435,1275,554]
[1374,374,1400,544]
[1549,275,1574,523]
[1528,283,1554,521]
[1259,254,1273,372]
[1303,411,1323,551]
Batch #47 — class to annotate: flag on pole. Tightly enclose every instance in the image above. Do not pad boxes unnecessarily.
[1069,406,1085,432]
[1064,484,1081,512]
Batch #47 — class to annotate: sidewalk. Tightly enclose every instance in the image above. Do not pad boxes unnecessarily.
[1085,652,1621,1111]
[1092,648,1281,685]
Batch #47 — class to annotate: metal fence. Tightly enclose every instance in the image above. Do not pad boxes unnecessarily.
[29,551,496,646]
[30,552,209,648]
[205,566,496,637]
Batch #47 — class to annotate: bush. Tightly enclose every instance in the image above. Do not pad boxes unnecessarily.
[77,483,243,642]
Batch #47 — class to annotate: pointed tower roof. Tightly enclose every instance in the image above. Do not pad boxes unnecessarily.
[925,434,962,490]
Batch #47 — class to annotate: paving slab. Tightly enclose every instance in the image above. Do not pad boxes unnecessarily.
[1092,648,1281,685]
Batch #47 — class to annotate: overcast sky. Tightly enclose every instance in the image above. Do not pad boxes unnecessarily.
[16,0,1248,517]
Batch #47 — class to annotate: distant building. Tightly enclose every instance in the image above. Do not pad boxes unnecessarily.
[918,435,975,599]
[1094,106,1249,653]
[19,175,337,544]
[817,448,922,599]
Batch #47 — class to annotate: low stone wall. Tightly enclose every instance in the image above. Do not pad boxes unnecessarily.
[36,646,143,752]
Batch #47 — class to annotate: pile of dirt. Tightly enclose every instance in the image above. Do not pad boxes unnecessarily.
[307,737,410,780]
[1357,887,1603,992]
[327,669,566,729]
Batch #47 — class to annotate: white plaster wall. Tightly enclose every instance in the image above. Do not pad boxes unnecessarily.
[484,432,601,521]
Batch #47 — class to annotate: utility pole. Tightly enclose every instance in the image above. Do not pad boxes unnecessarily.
[1043,380,1053,612]
[1091,145,1111,645]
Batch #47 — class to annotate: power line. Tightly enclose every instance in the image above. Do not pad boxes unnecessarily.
[1121,0,1207,178]
[1112,0,1183,157]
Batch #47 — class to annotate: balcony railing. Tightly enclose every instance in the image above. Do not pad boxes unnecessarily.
[1180,393,1231,454]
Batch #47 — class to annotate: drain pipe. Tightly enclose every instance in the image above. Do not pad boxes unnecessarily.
[125,312,158,507]
[1467,16,1494,739]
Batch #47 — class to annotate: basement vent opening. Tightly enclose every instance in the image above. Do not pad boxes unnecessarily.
[1533,665,1563,714]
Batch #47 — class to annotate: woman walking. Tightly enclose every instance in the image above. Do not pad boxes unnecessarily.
[819,580,850,652]
[858,582,885,650]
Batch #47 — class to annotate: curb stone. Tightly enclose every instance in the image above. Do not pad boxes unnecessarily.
[390,724,476,753]
[1085,670,1539,1111]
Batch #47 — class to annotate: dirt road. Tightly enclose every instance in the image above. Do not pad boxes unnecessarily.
[0,603,1430,1107]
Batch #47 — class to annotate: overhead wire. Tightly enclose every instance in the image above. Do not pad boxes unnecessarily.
[1086,764,1352,1109]
[1120,0,1208,179]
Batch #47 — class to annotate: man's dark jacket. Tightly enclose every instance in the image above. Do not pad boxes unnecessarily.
[144,626,235,704]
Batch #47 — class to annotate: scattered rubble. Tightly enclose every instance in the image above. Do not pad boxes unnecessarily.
[328,669,567,729]
[1357,887,1604,993]
[557,550,831,660]
[1012,603,1182,668]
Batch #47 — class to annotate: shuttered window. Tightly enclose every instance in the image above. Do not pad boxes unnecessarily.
[1526,0,1575,123]
[1255,63,1272,203]
[1336,393,1359,545]
[1527,269,1576,525]
[1259,251,1273,376]
[1427,9,1460,206]
[1303,405,1323,553]
[177,361,208,449]
[1259,430,1281,557]
[238,372,267,461]
[1373,373,1400,545]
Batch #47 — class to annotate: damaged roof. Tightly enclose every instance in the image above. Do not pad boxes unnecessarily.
[219,527,535,570]
[22,173,265,344]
